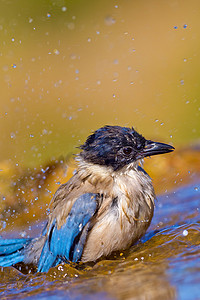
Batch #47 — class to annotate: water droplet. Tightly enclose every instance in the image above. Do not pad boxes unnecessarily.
[75,69,79,74]
[53,49,60,55]
[1,221,6,229]
[180,79,184,85]
[194,187,199,191]
[29,134,34,138]
[96,31,100,35]
[62,6,67,12]
[29,18,33,23]
[20,231,27,238]
[174,26,178,29]
[10,132,16,139]
[87,38,91,42]
[11,64,16,68]
[58,265,64,271]
[104,16,116,26]
[182,229,188,236]
[185,100,190,104]
[42,129,48,135]
[11,38,15,42]
[47,13,51,18]
[183,24,187,29]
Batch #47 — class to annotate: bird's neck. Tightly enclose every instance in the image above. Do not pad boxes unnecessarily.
[76,156,151,188]
[76,156,113,186]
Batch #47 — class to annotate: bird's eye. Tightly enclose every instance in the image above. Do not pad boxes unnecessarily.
[122,146,133,156]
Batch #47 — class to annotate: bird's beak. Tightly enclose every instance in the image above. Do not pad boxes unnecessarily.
[142,140,175,158]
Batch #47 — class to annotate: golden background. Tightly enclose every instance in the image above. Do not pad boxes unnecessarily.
[0,0,199,167]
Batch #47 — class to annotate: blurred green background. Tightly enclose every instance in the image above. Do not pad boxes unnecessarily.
[0,0,199,167]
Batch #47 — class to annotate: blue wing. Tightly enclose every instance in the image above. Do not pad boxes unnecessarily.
[37,193,99,272]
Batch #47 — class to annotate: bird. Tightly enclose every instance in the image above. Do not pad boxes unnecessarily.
[0,125,174,272]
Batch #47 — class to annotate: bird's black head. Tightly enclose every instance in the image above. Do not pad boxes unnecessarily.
[79,125,174,171]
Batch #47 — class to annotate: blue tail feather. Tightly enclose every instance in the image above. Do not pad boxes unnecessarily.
[0,238,32,267]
